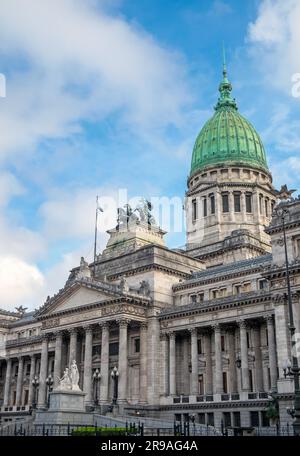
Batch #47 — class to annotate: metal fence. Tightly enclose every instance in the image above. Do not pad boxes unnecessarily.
[0,421,295,437]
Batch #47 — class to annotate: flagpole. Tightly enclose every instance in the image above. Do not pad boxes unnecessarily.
[93,196,99,277]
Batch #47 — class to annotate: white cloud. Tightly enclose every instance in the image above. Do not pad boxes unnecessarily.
[0,0,189,162]
[248,0,300,91]
[0,255,45,310]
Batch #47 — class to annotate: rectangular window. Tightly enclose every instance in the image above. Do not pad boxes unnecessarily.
[222,372,228,394]
[233,284,241,295]
[221,335,225,352]
[222,193,229,213]
[249,369,253,392]
[210,194,215,214]
[203,197,207,217]
[245,193,252,213]
[198,293,204,303]
[250,411,259,427]
[192,198,197,221]
[198,374,204,395]
[223,411,231,427]
[207,413,214,426]
[259,279,268,290]
[190,294,197,304]
[246,332,250,349]
[261,411,270,427]
[134,338,140,353]
[234,193,241,212]
[109,342,119,356]
[265,199,269,217]
[212,290,218,299]
[92,345,101,357]
[233,412,241,427]
[197,338,202,354]
[259,194,263,214]
[198,413,205,425]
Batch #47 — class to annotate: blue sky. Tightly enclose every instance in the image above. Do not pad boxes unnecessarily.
[0,0,300,310]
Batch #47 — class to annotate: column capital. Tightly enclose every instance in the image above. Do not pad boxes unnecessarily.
[225,325,236,335]
[83,325,93,334]
[30,353,36,361]
[53,330,63,338]
[212,323,221,333]
[41,333,49,342]
[168,331,176,340]
[17,355,23,362]
[188,327,198,337]
[68,327,78,335]
[117,319,130,328]
[238,319,248,329]
[160,332,168,341]
[140,322,148,331]
[99,321,109,330]
[265,314,274,325]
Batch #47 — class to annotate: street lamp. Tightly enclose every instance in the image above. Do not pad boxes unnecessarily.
[93,369,101,406]
[275,205,300,435]
[31,375,39,410]
[46,374,54,408]
[111,366,119,405]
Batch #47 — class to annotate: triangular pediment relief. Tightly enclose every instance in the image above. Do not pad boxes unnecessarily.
[36,279,124,317]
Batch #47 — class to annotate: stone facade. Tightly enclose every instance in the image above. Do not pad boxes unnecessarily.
[0,198,299,429]
[0,64,299,431]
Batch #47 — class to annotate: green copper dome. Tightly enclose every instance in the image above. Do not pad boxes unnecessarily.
[190,62,269,176]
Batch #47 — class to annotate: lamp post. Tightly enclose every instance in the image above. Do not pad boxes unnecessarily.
[31,375,39,410]
[111,366,119,405]
[275,205,300,435]
[46,374,54,408]
[93,369,101,406]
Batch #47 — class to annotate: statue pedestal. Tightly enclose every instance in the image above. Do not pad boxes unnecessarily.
[34,390,92,426]
[49,390,86,412]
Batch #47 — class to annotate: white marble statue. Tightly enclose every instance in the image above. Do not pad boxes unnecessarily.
[56,367,72,391]
[70,359,81,391]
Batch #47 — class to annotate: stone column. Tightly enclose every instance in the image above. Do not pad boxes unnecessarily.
[214,324,223,394]
[216,191,222,224]
[160,333,169,396]
[239,320,250,391]
[204,330,213,395]
[3,358,12,407]
[252,323,264,392]
[68,328,78,366]
[227,327,238,393]
[169,332,176,396]
[241,191,246,222]
[83,326,93,405]
[118,320,129,402]
[16,356,24,406]
[266,315,278,392]
[28,354,36,406]
[38,336,49,408]
[229,192,235,222]
[139,323,148,403]
[100,322,109,403]
[147,316,160,403]
[53,332,63,388]
[190,328,198,395]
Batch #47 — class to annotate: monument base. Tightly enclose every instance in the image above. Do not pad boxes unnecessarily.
[49,390,86,412]
[34,390,93,426]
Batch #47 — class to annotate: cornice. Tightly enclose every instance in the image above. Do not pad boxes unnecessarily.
[160,291,271,321]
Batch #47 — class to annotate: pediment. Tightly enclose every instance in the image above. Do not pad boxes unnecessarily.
[39,283,119,316]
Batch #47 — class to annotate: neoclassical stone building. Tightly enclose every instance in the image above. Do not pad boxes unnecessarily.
[1,64,299,429]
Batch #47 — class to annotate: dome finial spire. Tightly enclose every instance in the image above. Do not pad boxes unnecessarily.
[215,44,238,111]
[222,41,227,80]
